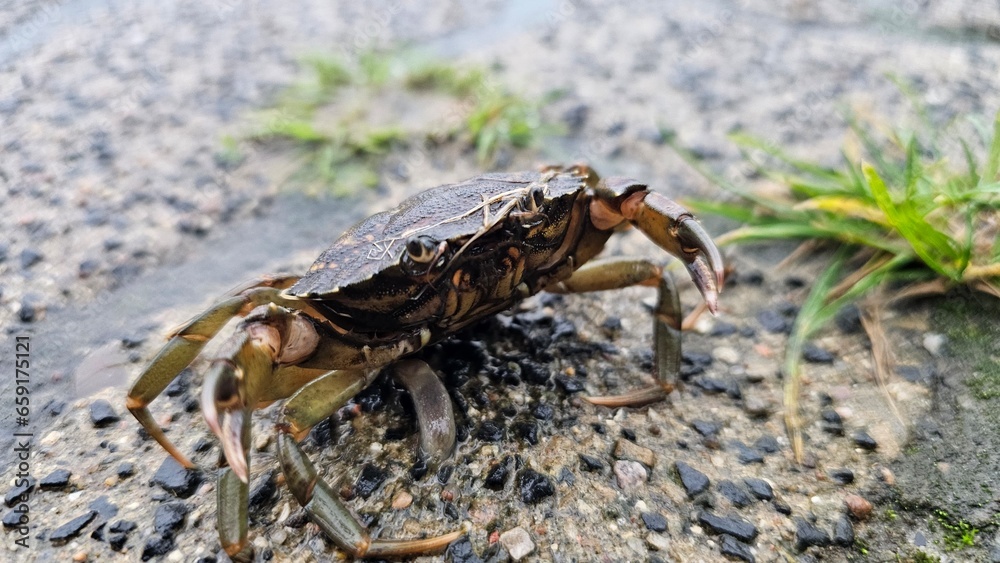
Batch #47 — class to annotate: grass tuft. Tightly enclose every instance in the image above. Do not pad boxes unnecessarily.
[679,94,1000,459]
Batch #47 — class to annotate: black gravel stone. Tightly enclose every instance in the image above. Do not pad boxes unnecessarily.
[477,420,504,442]
[554,374,585,393]
[697,511,758,543]
[445,535,484,563]
[437,464,454,485]
[743,478,773,500]
[39,469,71,489]
[90,399,121,427]
[153,502,188,538]
[773,500,792,515]
[3,509,25,528]
[152,457,202,499]
[829,468,855,485]
[691,419,720,437]
[18,298,39,322]
[562,103,589,131]
[43,399,66,417]
[717,480,754,507]
[752,435,780,454]
[141,534,174,560]
[852,431,878,451]
[682,350,714,368]
[484,460,509,491]
[803,343,835,363]
[675,461,710,497]
[641,511,668,532]
[79,258,100,278]
[513,420,539,446]
[518,469,555,504]
[108,532,128,551]
[89,495,118,522]
[757,310,790,334]
[833,515,854,546]
[50,510,97,543]
[835,304,863,334]
[248,470,278,515]
[738,270,764,285]
[531,402,554,420]
[20,248,43,269]
[709,321,739,337]
[820,409,844,435]
[109,519,137,534]
[579,454,605,472]
[354,464,388,499]
[794,518,831,551]
[557,467,575,485]
[5,476,35,507]
[731,441,764,464]
[720,534,755,562]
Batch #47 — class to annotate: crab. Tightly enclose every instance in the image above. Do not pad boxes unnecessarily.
[125,165,723,560]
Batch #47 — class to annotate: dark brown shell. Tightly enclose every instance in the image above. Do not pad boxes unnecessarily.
[287,171,587,298]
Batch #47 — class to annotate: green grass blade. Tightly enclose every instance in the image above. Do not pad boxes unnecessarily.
[979,110,1000,188]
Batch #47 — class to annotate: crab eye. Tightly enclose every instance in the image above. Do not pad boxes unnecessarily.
[405,235,438,264]
[524,186,545,211]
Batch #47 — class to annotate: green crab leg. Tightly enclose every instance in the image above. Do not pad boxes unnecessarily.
[126,274,300,468]
[277,433,467,557]
[547,256,682,407]
[279,368,382,440]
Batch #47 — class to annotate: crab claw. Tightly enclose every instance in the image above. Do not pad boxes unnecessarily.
[202,360,251,483]
[621,190,724,313]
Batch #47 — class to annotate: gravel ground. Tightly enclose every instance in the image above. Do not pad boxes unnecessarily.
[3,1,1000,562]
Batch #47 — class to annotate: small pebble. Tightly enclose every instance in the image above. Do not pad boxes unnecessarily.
[697,511,758,543]
[141,534,174,561]
[691,419,721,437]
[153,502,188,538]
[5,477,36,507]
[922,333,947,356]
[354,464,388,499]
[794,517,831,551]
[579,454,605,472]
[675,461,710,497]
[717,480,754,507]
[833,515,854,546]
[641,511,668,532]
[844,494,873,520]
[743,478,773,500]
[484,461,510,491]
[829,468,855,485]
[477,420,504,442]
[772,500,792,515]
[713,346,741,365]
[756,310,790,333]
[720,533,755,562]
[116,462,135,478]
[499,526,535,561]
[835,304,863,334]
[613,438,656,467]
[518,469,555,504]
[89,400,121,427]
[391,491,413,510]
[852,431,878,451]
[802,343,834,363]
[646,532,670,551]
[50,511,97,543]
[20,248,44,269]
[39,469,72,490]
[152,457,202,499]
[752,435,780,454]
[613,460,648,491]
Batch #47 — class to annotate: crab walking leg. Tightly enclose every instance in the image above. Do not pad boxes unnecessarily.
[277,433,467,558]
[126,274,300,468]
[547,256,682,407]
[392,360,457,464]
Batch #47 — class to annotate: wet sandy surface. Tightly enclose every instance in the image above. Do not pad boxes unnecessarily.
[3,1,1000,561]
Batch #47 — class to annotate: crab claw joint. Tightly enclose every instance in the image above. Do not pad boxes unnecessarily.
[621,190,724,313]
[202,360,251,483]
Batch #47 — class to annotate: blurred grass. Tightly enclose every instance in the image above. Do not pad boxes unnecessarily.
[678,96,1000,459]
[238,52,553,194]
